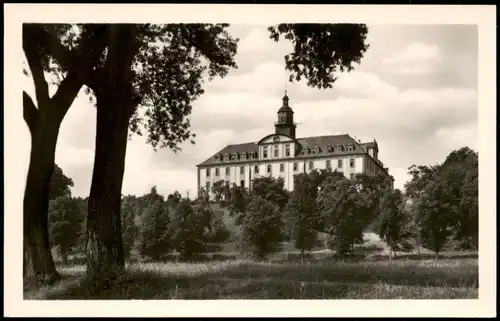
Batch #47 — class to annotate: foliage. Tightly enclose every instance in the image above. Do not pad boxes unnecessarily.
[121,195,139,258]
[136,187,172,261]
[48,196,84,263]
[268,24,369,89]
[317,176,374,258]
[49,164,74,200]
[250,177,290,212]
[405,146,479,254]
[211,181,250,225]
[238,196,285,260]
[169,199,209,259]
[283,169,343,255]
[378,189,408,255]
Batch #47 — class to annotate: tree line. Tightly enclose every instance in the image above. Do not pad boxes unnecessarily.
[48,145,478,266]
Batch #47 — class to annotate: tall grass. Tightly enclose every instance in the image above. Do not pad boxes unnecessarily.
[25,252,478,300]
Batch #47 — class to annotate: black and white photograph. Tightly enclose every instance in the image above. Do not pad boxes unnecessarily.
[4,3,496,318]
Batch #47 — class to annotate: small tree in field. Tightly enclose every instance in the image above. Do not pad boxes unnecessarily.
[137,200,171,261]
[317,177,373,259]
[238,196,284,261]
[284,174,321,263]
[170,199,208,260]
[416,180,455,259]
[121,195,139,259]
[48,196,84,265]
[378,189,407,259]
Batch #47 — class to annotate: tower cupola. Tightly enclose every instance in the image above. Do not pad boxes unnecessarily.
[274,91,296,138]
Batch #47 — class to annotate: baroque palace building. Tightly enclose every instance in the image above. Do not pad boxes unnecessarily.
[197,92,393,199]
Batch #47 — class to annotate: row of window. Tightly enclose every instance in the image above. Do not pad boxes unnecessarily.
[262,144,291,158]
[206,159,356,177]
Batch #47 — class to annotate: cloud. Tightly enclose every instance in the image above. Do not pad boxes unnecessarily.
[18,25,478,199]
[383,43,440,75]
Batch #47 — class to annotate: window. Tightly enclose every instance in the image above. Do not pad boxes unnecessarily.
[267,164,272,174]
[263,147,268,158]
[254,165,259,174]
[326,160,331,169]
[225,167,230,175]
[293,162,298,171]
[338,159,343,168]
[240,180,245,188]
[225,181,230,187]
[274,145,279,158]
[350,159,355,168]
[206,169,210,177]
[240,166,244,174]
[309,161,314,170]
[215,168,220,176]
[280,115,285,123]
[280,163,285,172]
[206,182,210,193]
[350,173,355,180]
[285,144,290,156]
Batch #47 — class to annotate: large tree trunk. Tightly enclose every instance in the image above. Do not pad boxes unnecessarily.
[85,96,132,285]
[23,131,60,286]
[23,92,77,286]
[84,24,139,287]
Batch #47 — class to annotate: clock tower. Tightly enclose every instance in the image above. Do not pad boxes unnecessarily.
[274,91,296,139]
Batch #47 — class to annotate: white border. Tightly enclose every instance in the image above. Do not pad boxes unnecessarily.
[4,4,496,318]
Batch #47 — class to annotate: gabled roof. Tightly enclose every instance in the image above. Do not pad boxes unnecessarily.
[197,134,369,166]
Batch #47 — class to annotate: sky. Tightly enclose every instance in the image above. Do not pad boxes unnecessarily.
[20,24,478,199]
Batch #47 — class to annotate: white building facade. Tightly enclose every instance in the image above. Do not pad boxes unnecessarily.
[196,93,392,198]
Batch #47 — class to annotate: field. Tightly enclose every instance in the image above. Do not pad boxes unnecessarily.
[25,233,478,300]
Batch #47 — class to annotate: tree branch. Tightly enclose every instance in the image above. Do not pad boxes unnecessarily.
[50,72,83,119]
[23,24,107,90]
[23,24,50,108]
[23,91,39,135]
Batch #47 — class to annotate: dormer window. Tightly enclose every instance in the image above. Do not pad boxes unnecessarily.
[214,155,219,161]
[336,145,343,152]
[326,145,333,153]
[313,146,321,154]
[231,154,237,161]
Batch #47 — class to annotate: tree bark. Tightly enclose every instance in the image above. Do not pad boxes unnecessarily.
[23,110,62,285]
[85,95,132,285]
[84,24,140,287]
[22,76,80,286]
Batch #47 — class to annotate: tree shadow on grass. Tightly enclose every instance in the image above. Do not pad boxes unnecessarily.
[43,270,356,300]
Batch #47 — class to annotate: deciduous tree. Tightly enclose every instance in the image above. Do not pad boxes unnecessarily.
[22,24,107,285]
[238,196,285,261]
[48,196,84,265]
[378,189,407,259]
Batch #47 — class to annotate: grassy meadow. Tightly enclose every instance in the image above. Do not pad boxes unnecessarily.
[25,232,478,300]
